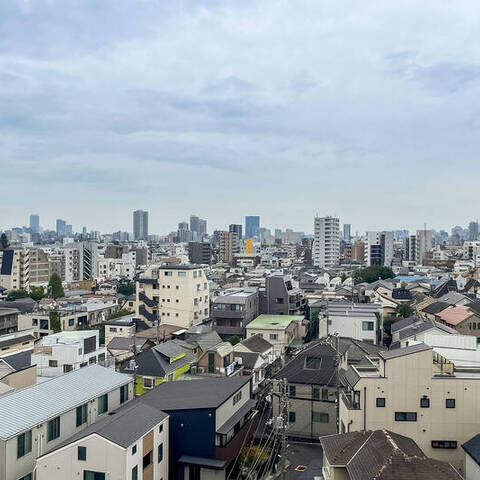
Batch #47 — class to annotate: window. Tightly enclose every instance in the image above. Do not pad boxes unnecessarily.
[312,412,329,423]
[313,387,320,400]
[269,334,278,340]
[19,474,32,480]
[47,416,60,441]
[233,391,243,405]
[17,430,32,458]
[159,424,163,433]
[120,384,129,404]
[446,399,455,408]
[395,412,417,422]
[420,397,430,408]
[362,321,374,331]
[98,394,108,415]
[275,298,284,304]
[322,388,329,401]
[143,451,152,469]
[158,443,164,463]
[78,446,87,461]
[48,360,58,368]
[132,444,137,454]
[143,377,154,389]
[164,271,172,276]
[289,411,296,423]
[432,440,458,449]
[68,319,75,327]
[376,398,386,408]
[305,357,322,369]
[84,472,105,480]
[132,465,138,480]
[178,271,186,277]
[289,385,296,397]
[76,404,88,427]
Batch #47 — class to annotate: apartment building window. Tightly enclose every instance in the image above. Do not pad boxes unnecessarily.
[76,404,88,427]
[312,412,329,423]
[159,423,163,433]
[420,397,430,408]
[143,451,152,469]
[164,271,172,277]
[132,465,138,480]
[17,430,32,458]
[446,399,456,408]
[49,360,58,367]
[395,412,417,422]
[120,384,129,403]
[362,321,374,331]
[193,271,198,278]
[178,271,186,277]
[47,416,61,441]
[98,394,108,415]
[289,411,296,423]
[431,440,458,449]
[376,398,386,408]
[158,443,164,463]
[78,446,87,461]
[233,391,243,405]
[269,334,278,340]
[143,377,154,389]
[84,472,105,480]
[289,385,296,397]
[322,388,329,401]
[313,387,320,400]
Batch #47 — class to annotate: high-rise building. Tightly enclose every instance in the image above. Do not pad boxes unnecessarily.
[468,221,479,241]
[188,242,212,265]
[65,224,73,237]
[199,219,207,237]
[133,210,148,240]
[404,235,417,262]
[229,224,243,240]
[364,231,394,267]
[416,229,433,265]
[245,216,260,239]
[190,215,200,235]
[56,219,66,236]
[177,222,193,242]
[219,231,238,264]
[29,214,40,234]
[313,216,340,268]
[343,224,351,242]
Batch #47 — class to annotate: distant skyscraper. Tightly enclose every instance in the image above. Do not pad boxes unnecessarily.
[29,214,40,234]
[313,216,340,268]
[469,221,479,241]
[56,219,66,236]
[65,224,73,237]
[199,219,207,236]
[190,215,200,234]
[82,226,87,235]
[343,224,351,242]
[245,216,260,239]
[416,229,433,265]
[133,210,149,240]
[229,224,243,239]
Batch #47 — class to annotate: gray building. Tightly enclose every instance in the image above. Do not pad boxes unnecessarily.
[261,274,305,316]
[211,287,259,339]
[29,215,39,234]
[245,216,260,239]
[188,242,212,265]
[0,308,18,335]
[133,210,149,240]
[56,219,66,236]
[229,224,243,240]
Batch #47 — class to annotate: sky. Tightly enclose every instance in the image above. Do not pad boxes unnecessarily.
[1,0,480,236]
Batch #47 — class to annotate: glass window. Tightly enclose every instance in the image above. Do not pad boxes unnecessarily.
[19,474,32,480]
[178,271,186,277]
[158,443,163,463]
[132,444,137,455]
[78,446,87,461]
[76,404,88,427]
[312,387,320,400]
[17,430,32,458]
[420,397,430,408]
[120,384,129,404]
[431,440,458,449]
[159,424,163,433]
[269,334,278,340]
[321,388,329,401]
[84,472,105,480]
[164,271,172,276]
[446,399,455,408]
[395,412,417,422]
[362,321,374,331]
[98,394,108,415]
[47,416,61,441]
[289,385,296,397]
[143,452,152,469]
[376,398,386,408]
[132,465,138,480]
[289,411,296,423]
[312,412,329,423]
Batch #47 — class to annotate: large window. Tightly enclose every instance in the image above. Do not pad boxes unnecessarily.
[76,404,88,427]
[395,412,417,422]
[312,412,329,423]
[98,394,108,415]
[432,440,457,449]
[84,472,105,480]
[17,430,32,458]
[143,451,152,469]
[362,321,374,331]
[120,384,129,404]
[47,416,60,442]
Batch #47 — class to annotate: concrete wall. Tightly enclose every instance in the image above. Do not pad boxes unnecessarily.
[215,381,251,431]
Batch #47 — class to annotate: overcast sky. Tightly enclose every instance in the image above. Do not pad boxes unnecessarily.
[1,1,479,235]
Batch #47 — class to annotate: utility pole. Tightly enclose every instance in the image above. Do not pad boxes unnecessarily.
[278,378,289,480]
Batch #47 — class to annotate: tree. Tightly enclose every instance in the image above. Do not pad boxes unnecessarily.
[353,266,395,284]
[6,289,29,301]
[47,273,65,299]
[117,280,135,296]
[395,303,414,318]
[107,309,132,320]
[0,233,9,251]
[49,311,62,333]
[227,335,240,346]
[29,286,45,301]
[305,309,321,343]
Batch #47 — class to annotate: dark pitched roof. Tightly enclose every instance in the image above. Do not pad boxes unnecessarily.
[398,319,455,341]
[0,334,34,349]
[0,298,37,313]
[467,300,480,316]
[274,342,337,386]
[390,316,421,333]
[462,433,480,466]
[379,343,431,360]
[107,337,149,351]
[2,349,32,370]
[240,334,273,354]
[321,430,461,480]
[392,288,412,300]
[234,352,262,370]
[336,338,384,363]
[421,301,450,315]
[138,376,251,411]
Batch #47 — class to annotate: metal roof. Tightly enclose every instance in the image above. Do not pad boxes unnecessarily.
[246,315,302,330]
[0,364,132,439]
[379,343,432,361]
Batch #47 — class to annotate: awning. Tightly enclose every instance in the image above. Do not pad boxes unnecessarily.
[217,399,256,435]
[178,456,226,470]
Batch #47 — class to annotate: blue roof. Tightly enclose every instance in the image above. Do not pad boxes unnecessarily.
[394,276,427,283]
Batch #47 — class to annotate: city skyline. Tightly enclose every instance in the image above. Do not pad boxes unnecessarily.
[2,2,480,233]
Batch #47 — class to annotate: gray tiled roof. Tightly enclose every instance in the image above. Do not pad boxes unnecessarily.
[240,334,273,354]
[379,343,431,360]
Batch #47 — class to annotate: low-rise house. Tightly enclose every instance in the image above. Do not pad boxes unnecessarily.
[107,336,154,366]
[36,400,169,480]
[390,317,457,348]
[32,330,109,378]
[0,308,19,335]
[104,314,138,346]
[233,334,279,375]
[437,291,473,306]
[0,365,134,480]
[233,352,267,394]
[420,301,451,320]
[138,376,257,480]
[0,329,35,357]
[435,305,480,338]
[462,433,480,480]
[321,429,462,480]
[0,357,36,394]
[245,314,304,356]
[197,340,238,376]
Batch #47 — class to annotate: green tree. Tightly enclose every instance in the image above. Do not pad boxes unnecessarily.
[117,280,135,296]
[47,273,65,299]
[0,233,9,251]
[107,309,132,320]
[395,303,414,318]
[49,311,62,333]
[6,289,30,301]
[353,266,395,284]
[29,286,45,301]
[305,309,321,343]
[227,335,240,346]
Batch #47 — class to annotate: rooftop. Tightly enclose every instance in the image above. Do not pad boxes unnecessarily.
[379,343,432,361]
[246,314,303,330]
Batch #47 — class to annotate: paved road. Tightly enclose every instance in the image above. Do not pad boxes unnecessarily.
[285,442,323,480]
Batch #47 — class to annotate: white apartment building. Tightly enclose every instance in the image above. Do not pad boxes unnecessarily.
[32,330,109,378]
[319,302,382,344]
[36,400,168,480]
[136,264,210,328]
[97,254,135,280]
[364,231,394,267]
[313,216,340,268]
[0,365,134,480]
[0,249,30,291]
[464,241,480,266]
[340,338,480,476]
